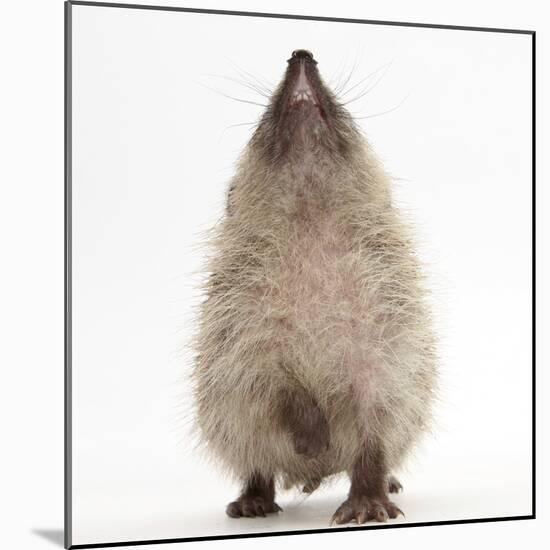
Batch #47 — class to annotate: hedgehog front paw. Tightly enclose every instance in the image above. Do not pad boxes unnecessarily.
[293,426,330,459]
[280,387,330,459]
[290,404,330,459]
[226,496,282,518]
[331,495,403,525]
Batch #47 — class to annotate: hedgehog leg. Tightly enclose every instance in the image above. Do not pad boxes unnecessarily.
[226,473,282,518]
[331,442,404,525]
[279,386,330,459]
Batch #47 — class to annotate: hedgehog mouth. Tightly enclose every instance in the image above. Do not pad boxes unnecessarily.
[266,50,334,146]
[289,63,319,107]
[290,89,318,106]
[287,90,323,122]
[283,62,325,123]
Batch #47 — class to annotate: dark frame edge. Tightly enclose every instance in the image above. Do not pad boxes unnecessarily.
[531,30,536,519]
[68,0,534,35]
[64,1,73,548]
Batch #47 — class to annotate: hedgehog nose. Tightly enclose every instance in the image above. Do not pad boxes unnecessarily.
[288,49,317,64]
[292,49,314,60]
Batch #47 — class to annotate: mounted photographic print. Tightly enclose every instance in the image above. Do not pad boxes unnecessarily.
[65,1,535,548]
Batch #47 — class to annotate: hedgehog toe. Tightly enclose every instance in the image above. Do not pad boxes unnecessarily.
[331,496,404,525]
[226,496,282,518]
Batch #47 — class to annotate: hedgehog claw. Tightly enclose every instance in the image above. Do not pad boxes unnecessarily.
[331,496,403,525]
[388,475,403,494]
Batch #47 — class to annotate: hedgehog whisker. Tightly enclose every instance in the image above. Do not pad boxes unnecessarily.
[339,60,394,99]
[218,121,261,142]
[332,52,361,96]
[208,74,272,99]
[197,82,267,108]
[224,57,274,95]
[351,92,411,120]
[342,62,394,106]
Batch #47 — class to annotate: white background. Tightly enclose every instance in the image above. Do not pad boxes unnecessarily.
[0,1,547,550]
[69,4,533,546]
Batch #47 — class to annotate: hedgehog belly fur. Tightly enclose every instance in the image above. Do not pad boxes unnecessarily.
[192,159,436,490]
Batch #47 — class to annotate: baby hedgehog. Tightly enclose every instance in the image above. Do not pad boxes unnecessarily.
[192,49,437,525]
